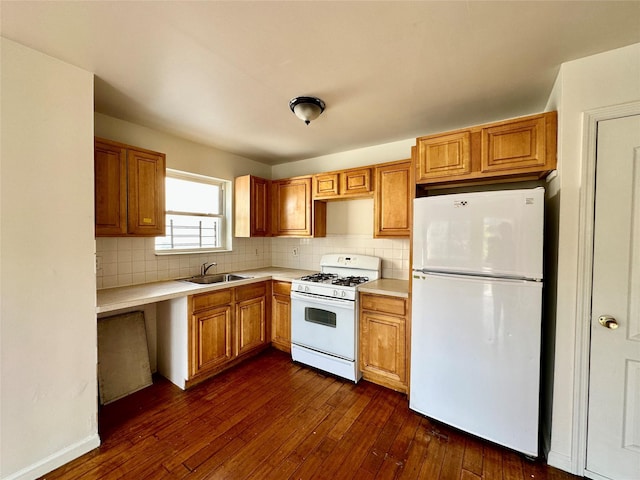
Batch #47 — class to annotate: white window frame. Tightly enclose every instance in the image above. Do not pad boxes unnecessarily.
[155,169,233,255]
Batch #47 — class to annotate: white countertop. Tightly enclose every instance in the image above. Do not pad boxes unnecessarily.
[97,267,410,314]
[96,267,312,314]
[358,279,410,298]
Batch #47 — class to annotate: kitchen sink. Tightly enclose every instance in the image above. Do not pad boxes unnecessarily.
[183,273,253,284]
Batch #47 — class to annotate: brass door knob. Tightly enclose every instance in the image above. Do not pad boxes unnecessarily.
[598,315,619,329]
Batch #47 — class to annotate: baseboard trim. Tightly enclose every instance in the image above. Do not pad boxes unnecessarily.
[546,450,575,475]
[2,434,100,480]
[584,469,612,480]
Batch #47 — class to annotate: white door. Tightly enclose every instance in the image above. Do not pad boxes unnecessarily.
[586,115,640,480]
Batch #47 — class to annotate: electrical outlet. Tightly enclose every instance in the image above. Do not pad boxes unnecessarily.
[255,248,259,256]
[96,255,103,272]
[292,247,298,257]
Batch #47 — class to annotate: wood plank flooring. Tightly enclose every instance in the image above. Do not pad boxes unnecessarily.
[41,349,583,480]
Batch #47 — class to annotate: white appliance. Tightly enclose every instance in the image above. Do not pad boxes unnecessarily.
[410,187,544,457]
[291,254,381,382]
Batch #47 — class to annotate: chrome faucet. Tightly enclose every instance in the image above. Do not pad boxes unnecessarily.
[201,262,217,276]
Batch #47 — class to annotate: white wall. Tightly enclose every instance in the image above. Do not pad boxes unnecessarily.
[546,43,640,473]
[95,113,271,180]
[271,138,414,179]
[0,39,98,480]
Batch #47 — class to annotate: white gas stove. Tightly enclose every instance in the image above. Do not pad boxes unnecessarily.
[290,254,381,382]
[292,254,381,299]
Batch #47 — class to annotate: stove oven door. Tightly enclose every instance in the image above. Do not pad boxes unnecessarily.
[290,291,356,360]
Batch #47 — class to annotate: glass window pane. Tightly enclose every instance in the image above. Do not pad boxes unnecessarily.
[165,177,220,214]
[155,214,221,250]
[155,170,228,253]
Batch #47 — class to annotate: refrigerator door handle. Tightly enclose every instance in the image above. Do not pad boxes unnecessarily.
[414,269,541,282]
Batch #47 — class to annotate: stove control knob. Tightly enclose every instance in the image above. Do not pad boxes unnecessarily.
[305,286,309,292]
[333,290,338,297]
[297,285,302,291]
[341,291,346,298]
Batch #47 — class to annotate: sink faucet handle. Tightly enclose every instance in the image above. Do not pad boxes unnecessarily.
[201,262,217,276]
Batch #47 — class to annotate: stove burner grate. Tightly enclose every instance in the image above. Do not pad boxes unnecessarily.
[300,273,338,283]
[331,276,370,287]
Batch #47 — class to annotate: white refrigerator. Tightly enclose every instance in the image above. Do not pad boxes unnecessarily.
[410,187,544,457]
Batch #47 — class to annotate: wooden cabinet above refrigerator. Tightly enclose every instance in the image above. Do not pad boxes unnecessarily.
[415,111,557,187]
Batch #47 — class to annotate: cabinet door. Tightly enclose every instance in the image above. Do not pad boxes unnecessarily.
[313,173,339,198]
[95,140,127,235]
[360,310,407,390]
[416,130,471,182]
[272,294,291,352]
[272,177,313,236]
[251,176,270,236]
[374,160,412,238]
[235,175,270,237]
[271,281,292,352]
[340,168,372,197]
[481,114,549,174]
[190,305,233,377]
[236,295,266,356]
[127,148,165,236]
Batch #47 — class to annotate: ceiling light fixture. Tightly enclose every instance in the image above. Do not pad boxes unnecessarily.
[289,96,326,125]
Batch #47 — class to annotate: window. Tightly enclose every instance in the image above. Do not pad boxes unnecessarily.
[155,170,232,253]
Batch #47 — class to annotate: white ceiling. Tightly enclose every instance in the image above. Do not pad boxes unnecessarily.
[2,1,639,165]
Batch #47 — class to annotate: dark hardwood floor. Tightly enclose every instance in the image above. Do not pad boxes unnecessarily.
[41,349,582,480]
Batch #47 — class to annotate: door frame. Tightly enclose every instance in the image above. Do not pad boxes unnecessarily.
[573,100,640,477]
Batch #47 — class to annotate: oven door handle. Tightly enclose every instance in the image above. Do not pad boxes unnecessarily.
[290,290,355,308]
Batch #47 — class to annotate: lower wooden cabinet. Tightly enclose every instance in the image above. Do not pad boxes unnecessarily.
[359,293,408,393]
[186,282,269,386]
[271,281,292,352]
[236,282,268,356]
[191,304,233,377]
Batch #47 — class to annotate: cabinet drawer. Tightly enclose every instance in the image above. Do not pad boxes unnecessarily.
[272,280,291,296]
[236,281,267,302]
[313,173,339,198]
[360,293,406,316]
[416,130,471,181]
[192,289,233,312]
[481,115,547,173]
[341,168,372,196]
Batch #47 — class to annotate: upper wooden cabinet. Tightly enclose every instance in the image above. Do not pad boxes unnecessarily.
[272,176,326,237]
[415,111,557,186]
[94,138,165,237]
[374,159,413,238]
[481,114,551,174]
[235,175,270,237]
[415,130,471,181]
[313,172,339,198]
[313,167,372,199]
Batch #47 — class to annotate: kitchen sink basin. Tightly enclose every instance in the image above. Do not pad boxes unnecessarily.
[182,273,253,284]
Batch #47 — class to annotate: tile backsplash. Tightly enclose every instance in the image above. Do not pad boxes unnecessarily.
[271,235,409,279]
[96,235,409,289]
